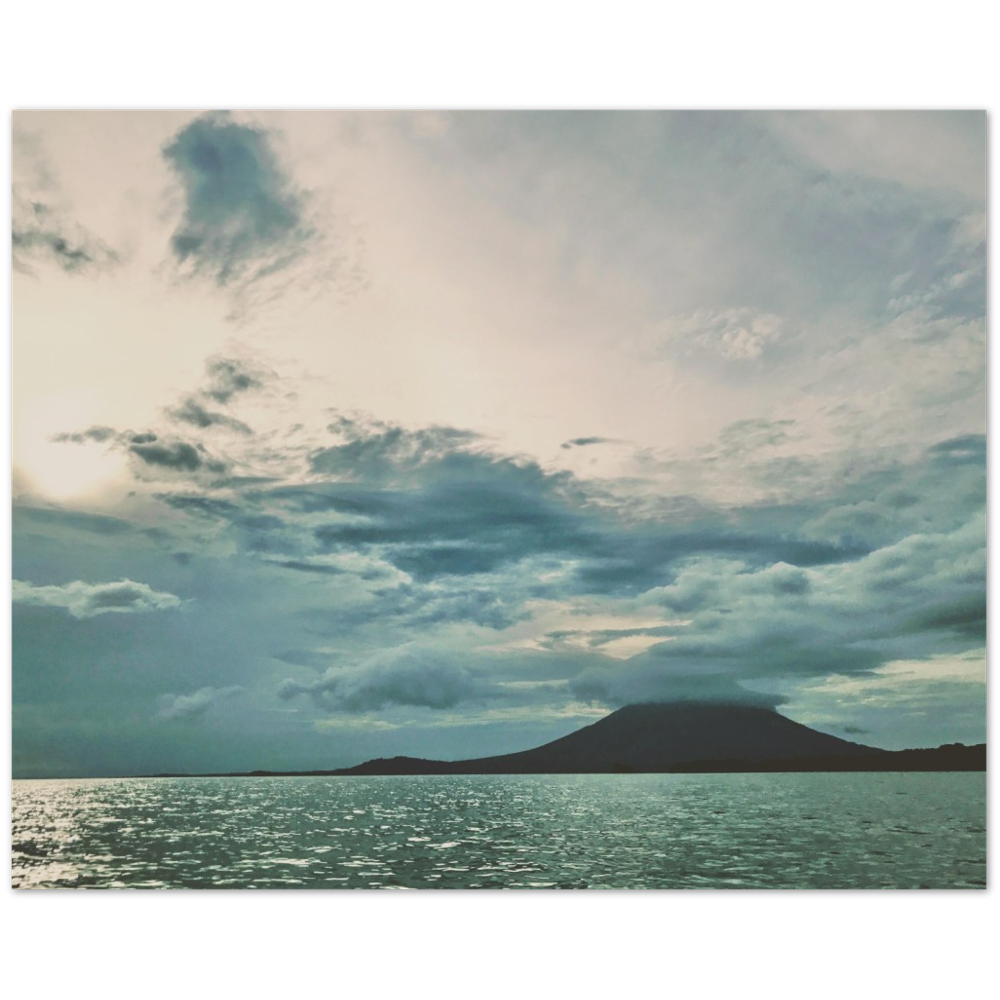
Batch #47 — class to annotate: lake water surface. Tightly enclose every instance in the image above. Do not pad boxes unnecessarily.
[11,772,986,889]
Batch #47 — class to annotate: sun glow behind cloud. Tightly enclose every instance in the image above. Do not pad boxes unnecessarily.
[15,391,127,500]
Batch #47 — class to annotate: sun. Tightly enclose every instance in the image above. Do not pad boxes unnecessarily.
[13,392,127,501]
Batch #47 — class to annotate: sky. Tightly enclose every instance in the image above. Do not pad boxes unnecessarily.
[10,110,986,777]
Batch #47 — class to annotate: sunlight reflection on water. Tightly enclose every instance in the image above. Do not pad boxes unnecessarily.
[11,772,986,889]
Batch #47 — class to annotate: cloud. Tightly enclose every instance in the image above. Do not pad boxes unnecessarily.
[158,685,244,721]
[303,413,865,597]
[160,355,273,439]
[561,437,616,450]
[779,653,985,749]
[372,584,527,631]
[12,579,185,619]
[569,510,984,708]
[129,436,228,474]
[52,356,273,491]
[162,112,313,286]
[157,494,242,519]
[163,356,273,434]
[10,185,119,274]
[37,395,983,731]
[11,113,986,775]
[264,559,345,576]
[766,111,986,201]
[279,647,490,713]
[304,463,597,583]
[168,397,251,435]
[149,409,978,646]
[203,356,270,403]
[662,307,788,363]
[52,423,230,480]
[570,667,785,710]
[51,426,118,444]
[714,418,797,456]
[310,415,483,482]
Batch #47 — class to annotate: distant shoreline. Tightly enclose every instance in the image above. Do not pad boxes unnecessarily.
[127,742,982,779]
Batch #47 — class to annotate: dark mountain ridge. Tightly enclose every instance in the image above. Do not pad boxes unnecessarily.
[143,703,985,777]
[327,702,985,775]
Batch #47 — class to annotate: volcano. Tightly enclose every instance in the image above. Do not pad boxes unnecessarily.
[146,702,985,778]
[331,702,882,775]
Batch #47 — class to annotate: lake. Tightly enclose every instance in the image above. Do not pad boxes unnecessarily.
[11,772,986,889]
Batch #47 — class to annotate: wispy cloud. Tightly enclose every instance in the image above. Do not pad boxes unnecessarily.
[168,398,252,435]
[158,685,244,721]
[13,193,120,276]
[561,437,617,450]
[166,356,272,434]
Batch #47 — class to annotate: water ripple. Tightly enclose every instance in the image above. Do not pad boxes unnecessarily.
[11,772,986,889]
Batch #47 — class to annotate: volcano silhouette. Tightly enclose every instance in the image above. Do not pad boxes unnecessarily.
[331,702,879,775]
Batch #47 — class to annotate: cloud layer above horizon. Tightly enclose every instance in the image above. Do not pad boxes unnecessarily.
[12,111,986,776]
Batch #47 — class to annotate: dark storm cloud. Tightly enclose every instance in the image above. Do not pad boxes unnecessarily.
[570,531,863,596]
[567,627,884,710]
[230,414,872,597]
[907,594,986,639]
[299,417,604,582]
[163,113,313,286]
[527,438,981,711]
[568,515,984,707]
[45,403,980,726]
[12,194,120,276]
[306,465,598,583]
[134,416,983,660]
